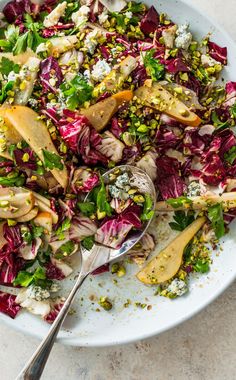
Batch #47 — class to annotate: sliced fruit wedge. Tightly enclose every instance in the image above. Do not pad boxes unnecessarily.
[0,222,7,249]
[3,106,68,190]
[81,90,133,132]
[16,207,39,223]
[0,50,39,65]
[136,216,206,285]
[14,57,41,106]
[93,55,137,96]
[135,83,202,127]
[0,187,34,219]
[33,192,58,224]
[34,212,53,233]
[0,107,22,160]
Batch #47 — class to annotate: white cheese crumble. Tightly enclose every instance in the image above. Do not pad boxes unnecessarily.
[175,23,192,50]
[27,285,51,302]
[187,181,207,197]
[84,29,100,55]
[115,173,130,188]
[167,278,188,296]
[43,1,67,28]
[201,54,220,68]
[72,5,90,30]
[98,10,108,25]
[91,59,111,82]
[125,11,133,19]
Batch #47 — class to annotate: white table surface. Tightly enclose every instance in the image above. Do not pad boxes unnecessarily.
[1,1,236,379]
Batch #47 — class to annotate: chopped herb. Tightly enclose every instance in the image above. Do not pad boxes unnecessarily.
[208,203,225,239]
[224,146,236,165]
[55,218,71,240]
[167,196,192,209]
[95,178,112,219]
[55,241,76,259]
[143,49,165,81]
[212,111,229,132]
[169,210,195,232]
[0,25,19,52]
[22,223,45,244]
[60,74,93,110]
[0,57,20,76]
[126,2,146,13]
[77,201,96,217]
[13,267,50,288]
[0,81,14,104]
[194,258,210,273]
[81,236,95,251]
[42,149,64,170]
[0,171,25,187]
[141,194,154,221]
[231,103,236,119]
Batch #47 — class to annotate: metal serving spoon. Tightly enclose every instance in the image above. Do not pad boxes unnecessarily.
[16,165,156,380]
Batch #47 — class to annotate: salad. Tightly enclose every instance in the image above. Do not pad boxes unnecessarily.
[0,0,236,321]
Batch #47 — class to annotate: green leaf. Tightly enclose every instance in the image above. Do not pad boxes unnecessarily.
[143,49,165,81]
[169,210,195,231]
[77,201,96,217]
[194,259,210,273]
[81,236,95,251]
[13,267,46,287]
[0,172,25,187]
[55,218,71,240]
[208,203,225,239]
[141,194,154,221]
[22,223,45,244]
[126,2,146,12]
[212,111,229,132]
[42,149,64,170]
[0,81,14,104]
[55,241,76,259]
[224,146,236,165]
[60,74,93,110]
[231,103,236,119]
[13,32,29,55]
[0,57,20,76]
[96,178,112,218]
[167,196,193,209]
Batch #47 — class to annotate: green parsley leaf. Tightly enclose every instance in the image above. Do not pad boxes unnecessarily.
[96,178,112,218]
[0,57,20,76]
[126,2,146,13]
[208,203,225,239]
[13,267,47,287]
[167,196,193,209]
[42,149,64,170]
[0,81,14,104]
[55,218,71,240]
[0,25,19,52]
[169,210,195,231]
[60,74,93,110]
[22,223,45,244]
[0,172,25,187]
[212,111,229,132]
[194,258,210,273]
[81,236,95,251]
[224,146,236,165]
[77,201,96,217]
[13,32,29,55]
[141,194,154,221]
[231,103,236,119]
[143,49,165,81]
[55,241,76,259]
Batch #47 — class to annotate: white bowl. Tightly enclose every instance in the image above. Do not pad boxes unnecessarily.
[1,0,236,346]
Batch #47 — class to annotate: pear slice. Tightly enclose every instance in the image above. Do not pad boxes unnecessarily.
[0,107,22,160]
[136,216,206,285]
[93,55,137,96]
[135,83,201,127]
[156,192,236,212]
[3,106,68,190]
[0,187,34,219]
[81,90,133,132]
[16,207,39,223]
[34,212,53,233]
[0,222,7,249]
[0,50,39,65]
[33,192,58,224]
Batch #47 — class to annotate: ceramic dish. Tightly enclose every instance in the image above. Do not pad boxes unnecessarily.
[1,0,236,346]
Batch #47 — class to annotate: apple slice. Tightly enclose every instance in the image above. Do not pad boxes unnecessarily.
[3,106,68,190]
[93,55,137,96]
[16,207,39,223]
[81,90,133,132]
[136,216,206,285]
[33,192,58,224]
[135,83,201,127]
[34,212,53,233]
[0,187,34,219]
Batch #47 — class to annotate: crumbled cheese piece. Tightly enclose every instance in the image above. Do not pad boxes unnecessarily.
[91,59,111,82]
[175,23,192,50]
[98,10,108,25]
[115,173,130,189]
[43,1,67,28]
[72,5,90,30]
[27,285,51,302]
[84,29,102,55]
[50,283,61,293]
[8,70,18,82]
[125,11,133,19]
[167,278,188,296]
[201,54,220,68]
[187,181,206,197]
[109,185,130,200]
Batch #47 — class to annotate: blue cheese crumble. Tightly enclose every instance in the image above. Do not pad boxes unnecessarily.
[175,24,192,50]
[166,278,188,297]
[91,59,111,82]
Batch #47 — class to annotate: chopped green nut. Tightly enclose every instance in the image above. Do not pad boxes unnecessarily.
[99,296,112,311]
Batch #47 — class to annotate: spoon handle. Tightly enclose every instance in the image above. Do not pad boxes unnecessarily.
[15,272,87,380]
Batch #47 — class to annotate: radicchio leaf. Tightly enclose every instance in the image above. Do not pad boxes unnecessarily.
[40,57,63,93]
[140,5,159,35]
[208,41,227,65]
[0,292,21,318]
